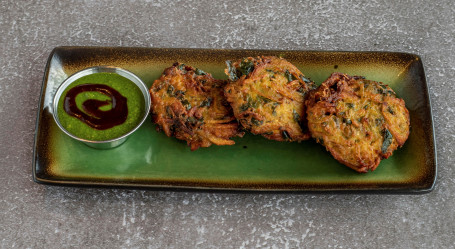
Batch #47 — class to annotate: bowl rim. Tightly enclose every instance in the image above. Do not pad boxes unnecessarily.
[52,65,151,144]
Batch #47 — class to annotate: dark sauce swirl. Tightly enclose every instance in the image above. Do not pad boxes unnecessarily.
[64,84,128,130]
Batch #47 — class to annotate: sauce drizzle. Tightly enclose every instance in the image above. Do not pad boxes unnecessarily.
[64,84,128,130]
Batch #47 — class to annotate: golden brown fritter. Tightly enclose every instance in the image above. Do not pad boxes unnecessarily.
[224,56,315,141]
[150,63,243,150]
[305,73,410,173]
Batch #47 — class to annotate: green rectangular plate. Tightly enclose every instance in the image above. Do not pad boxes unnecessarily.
[33,46,436,192]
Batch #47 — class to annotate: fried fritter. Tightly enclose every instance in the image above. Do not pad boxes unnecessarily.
[305,73,410,173]
[150,63,243,150]
[224,56,316,141]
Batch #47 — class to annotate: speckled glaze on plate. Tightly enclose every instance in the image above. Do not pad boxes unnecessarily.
[33,46,436,192]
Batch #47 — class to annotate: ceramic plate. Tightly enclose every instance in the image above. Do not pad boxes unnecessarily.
[33,47,436,192]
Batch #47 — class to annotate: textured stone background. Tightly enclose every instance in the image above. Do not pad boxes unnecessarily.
[1,0,454,248]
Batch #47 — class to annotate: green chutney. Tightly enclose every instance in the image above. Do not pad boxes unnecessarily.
[57,72,146,141]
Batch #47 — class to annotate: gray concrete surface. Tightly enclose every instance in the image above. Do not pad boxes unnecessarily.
[1,0,454,248]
